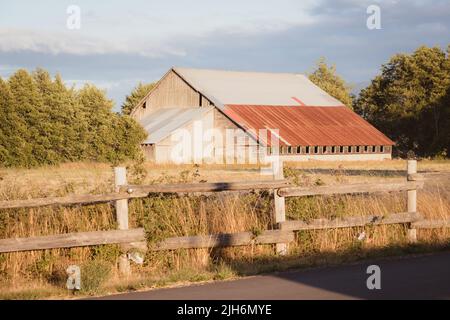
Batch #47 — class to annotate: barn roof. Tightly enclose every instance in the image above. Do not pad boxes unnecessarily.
[135,67,393,147]
[173,67,341,107]
[224,105,394,146]
[141,107,213,144]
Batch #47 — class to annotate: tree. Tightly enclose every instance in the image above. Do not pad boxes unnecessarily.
[7,69,48,166]
[354,45,450,157]
[0,68,148,167]
[308,58,353,108]
[77,84,147,163]
[0,77,28,167]
[121,82,155,115]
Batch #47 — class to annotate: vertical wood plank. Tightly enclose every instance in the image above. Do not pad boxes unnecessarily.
[114,167,131,275]
[407,160,418,243]
[273,160,288,255]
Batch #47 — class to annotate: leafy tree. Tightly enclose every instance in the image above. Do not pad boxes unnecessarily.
[7,69,47,166]
[308,58,353,108]
[0,78,28,166]
[354,45,450,157]
[121,82,155,115]
[0,68,148,167]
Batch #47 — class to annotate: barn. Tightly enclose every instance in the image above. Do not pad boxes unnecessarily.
[130,67,394,164]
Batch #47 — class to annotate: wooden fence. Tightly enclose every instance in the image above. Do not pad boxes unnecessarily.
[0,160,448,275]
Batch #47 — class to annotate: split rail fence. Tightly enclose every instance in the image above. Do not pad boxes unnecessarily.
[0,160,448,274]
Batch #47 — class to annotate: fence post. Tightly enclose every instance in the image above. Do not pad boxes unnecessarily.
[273,159,288,255]
[407,160,418,243]
[114,167,131,275]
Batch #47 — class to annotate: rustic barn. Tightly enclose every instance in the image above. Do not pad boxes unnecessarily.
[130,67,394,163]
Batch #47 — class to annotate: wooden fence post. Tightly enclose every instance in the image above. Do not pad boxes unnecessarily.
[114,167,131,275]
[273,159,288,255]
[407,160,418,243]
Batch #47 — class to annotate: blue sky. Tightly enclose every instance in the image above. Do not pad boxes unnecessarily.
[0,0,449,110]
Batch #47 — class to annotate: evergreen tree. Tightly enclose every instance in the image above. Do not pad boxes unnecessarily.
[308,58,353,108]
[121,82,155,115]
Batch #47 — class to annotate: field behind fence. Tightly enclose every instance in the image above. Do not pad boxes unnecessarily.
[0,160,449,297]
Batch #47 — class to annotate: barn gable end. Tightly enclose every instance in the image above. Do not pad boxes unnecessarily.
[131,69,213,121]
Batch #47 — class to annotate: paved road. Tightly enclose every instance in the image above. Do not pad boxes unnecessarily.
[101,251,450,300]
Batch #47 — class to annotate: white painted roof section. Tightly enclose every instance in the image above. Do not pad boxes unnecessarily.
[140,107,213,144]
[174,67,343,107]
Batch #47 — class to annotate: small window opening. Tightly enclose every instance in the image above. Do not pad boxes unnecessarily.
[314,146,319,154]
[356,146,360,153]
[142,101,147,109]
[331,146,336,153]
[306,146,310,154]
[296,146,301,154]
[287,146,292,154]
[339,146,344,153]
[380,146,384,153]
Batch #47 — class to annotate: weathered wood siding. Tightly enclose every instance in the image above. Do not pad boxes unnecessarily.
[132,70,213,121]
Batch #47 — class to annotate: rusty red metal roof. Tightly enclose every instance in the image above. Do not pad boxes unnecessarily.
[223,105,394,146]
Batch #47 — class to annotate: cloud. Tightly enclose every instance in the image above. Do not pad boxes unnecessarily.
[0,28,187,57]
[1,0,449,110]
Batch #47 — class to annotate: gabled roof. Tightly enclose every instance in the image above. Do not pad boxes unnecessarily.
[133,67,394,148]
[141,107,213,144]
[173,67,342,107]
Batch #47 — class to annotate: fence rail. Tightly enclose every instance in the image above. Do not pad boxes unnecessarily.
[0,160,448,275]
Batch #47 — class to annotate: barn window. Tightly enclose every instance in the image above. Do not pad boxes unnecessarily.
[280,146,284,154]
[306,146,310,154]
[287,146,292,154]
[314,146,319,154]
[356,146,361,153]
[339,146,344,153]
[380,146,384,153]
[331,146,336,153]
[296,146,301,154]
[364,146,368,152]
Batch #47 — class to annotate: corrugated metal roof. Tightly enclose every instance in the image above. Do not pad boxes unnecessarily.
[223,105,394,146]
[141,107,213,144]
[174,67,342,107]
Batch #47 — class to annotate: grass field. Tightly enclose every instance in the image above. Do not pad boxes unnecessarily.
[0,159,449,299]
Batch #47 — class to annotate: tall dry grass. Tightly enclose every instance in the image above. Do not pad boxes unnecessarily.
[0,161,449,298]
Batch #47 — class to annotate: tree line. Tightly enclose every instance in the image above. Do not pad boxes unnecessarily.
[0,69,146,167]
[1,44,448,168]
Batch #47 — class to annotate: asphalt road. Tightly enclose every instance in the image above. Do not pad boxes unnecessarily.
[100,251,450,300]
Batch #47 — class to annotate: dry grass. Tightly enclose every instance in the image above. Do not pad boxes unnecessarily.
[0,159,449,299]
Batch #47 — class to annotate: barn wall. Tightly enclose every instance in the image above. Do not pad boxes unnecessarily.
[132,70,213,121]
[153,109,215,163]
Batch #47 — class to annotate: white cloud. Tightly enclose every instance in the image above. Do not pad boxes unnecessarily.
[0,28,186,57]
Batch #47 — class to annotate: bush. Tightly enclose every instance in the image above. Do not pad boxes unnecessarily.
[80,260,111,294]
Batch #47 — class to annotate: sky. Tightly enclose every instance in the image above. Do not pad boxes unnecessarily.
[0,0,449,111]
